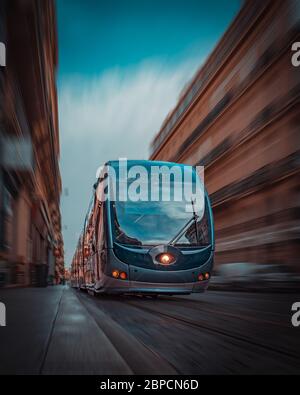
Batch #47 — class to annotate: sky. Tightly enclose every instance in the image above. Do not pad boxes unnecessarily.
[56,0,241,266]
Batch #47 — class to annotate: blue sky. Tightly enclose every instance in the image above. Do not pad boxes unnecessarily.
[56,0,241,266]
[57,0,241,77]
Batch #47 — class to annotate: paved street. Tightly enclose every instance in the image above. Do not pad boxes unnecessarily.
[0,286,299,374]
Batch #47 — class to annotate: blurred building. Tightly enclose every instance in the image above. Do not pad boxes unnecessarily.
[0,0,64,287]
[150,0,300,271]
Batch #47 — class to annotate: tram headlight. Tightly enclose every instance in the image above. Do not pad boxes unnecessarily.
[198,272,210,281]
[157,253,175,265]
[198,274,204,281]
[119,272,127,280]
[112,270,119,278]
[112,270,127,280]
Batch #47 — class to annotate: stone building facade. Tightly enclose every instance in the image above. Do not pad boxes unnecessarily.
[0,0,64,286]
[150,0,300,270]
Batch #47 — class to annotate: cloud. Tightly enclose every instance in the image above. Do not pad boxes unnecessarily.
[58,58,201,265]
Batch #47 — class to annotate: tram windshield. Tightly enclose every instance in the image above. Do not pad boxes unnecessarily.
[111,166,211,247]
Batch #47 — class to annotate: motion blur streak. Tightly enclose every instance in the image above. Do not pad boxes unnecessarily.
[0,0,64,287]
[150,0,300,289]
[0,0,299,377]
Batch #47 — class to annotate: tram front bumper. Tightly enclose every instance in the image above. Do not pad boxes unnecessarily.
[95,274,209,295]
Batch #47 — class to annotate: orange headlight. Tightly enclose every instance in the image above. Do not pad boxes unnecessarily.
[204,272,210,280]
[198,272,210,281]
[157,253,175,265]
[112,270,119,278]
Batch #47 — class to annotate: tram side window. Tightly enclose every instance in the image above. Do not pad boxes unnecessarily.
[95,201,105,252]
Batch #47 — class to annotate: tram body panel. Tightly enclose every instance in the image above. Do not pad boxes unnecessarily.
[95,275,209,295]
[92,243,213,294]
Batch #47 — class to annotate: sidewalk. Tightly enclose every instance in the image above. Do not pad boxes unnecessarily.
[0,286,131,374]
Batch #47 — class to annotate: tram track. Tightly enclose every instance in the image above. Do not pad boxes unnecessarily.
[122,299,300,362]
[155,296,290,329]
[76,291,180,374]
[74,289,300,373]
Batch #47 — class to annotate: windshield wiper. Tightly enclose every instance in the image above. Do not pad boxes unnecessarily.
[168,199,199,246]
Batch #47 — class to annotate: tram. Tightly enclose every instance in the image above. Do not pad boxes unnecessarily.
[71,160,214,295]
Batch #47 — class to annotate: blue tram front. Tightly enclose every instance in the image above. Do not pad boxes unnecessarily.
[73,160,214,295]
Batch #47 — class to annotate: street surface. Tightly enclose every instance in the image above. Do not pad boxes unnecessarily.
[0,286,299,374]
